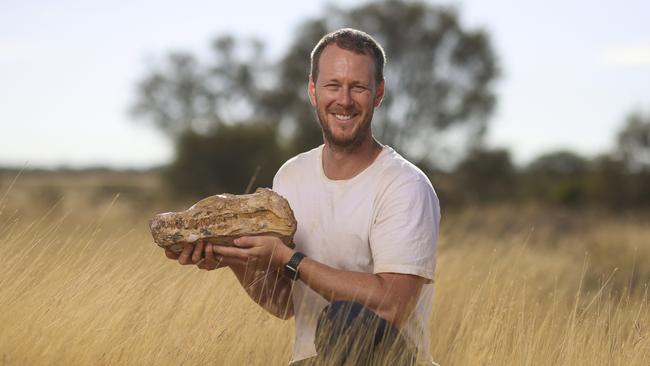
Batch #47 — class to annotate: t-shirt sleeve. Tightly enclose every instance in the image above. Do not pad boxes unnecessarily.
[272,154,303,199]
[369,177,440,282]
[272,161,290,197]
[272,170,283,192]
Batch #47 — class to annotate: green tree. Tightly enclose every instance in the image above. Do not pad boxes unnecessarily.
[274,0,499,163]
[167,124,287,199]
[617,111,650,173]
[131,36,270,137]
[526,150,589,177]
[131,0,499,195]
[453,148,515,202]
[589,154,628,209]
[131,37,285,197]
[524,150,590,206]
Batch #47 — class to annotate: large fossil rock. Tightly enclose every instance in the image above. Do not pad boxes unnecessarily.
[149,188,297,253]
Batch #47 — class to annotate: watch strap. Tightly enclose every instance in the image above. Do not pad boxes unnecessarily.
[284,252,306,281]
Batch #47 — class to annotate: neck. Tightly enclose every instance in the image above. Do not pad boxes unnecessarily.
[322,136,383,180]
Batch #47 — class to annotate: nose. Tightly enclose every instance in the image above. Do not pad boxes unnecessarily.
[336,87,353,108]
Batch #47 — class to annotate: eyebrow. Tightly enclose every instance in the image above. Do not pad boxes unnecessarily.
[319,78,369,87]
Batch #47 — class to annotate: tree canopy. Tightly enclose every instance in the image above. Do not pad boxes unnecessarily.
[526,150,590,177]
[263,1,500,162]
[131,0,499,196]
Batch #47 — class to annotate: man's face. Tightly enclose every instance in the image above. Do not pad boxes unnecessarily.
[308,44,384,150]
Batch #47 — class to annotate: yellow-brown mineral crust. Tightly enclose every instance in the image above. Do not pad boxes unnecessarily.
[149,188,297,253]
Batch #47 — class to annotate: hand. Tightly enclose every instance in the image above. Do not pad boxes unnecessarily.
[163,240,249,271]
[197,242,243,271]
[164,241,206,265]
[212,236,294,272]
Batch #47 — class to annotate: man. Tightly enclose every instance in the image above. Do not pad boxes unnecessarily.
[165,28,440,365]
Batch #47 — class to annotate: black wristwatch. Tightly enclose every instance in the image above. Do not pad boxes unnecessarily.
[284,252,306,281]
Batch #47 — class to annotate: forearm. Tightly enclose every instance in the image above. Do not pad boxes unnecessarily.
[297,257,421,327]
[229,262,294,319]
[209,237,423,325]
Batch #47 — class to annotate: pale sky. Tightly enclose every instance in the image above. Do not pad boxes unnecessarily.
[1,0,649,169]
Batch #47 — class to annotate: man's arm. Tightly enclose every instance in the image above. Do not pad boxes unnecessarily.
[226,259,295,319]
[165,241,295,319]
[297,256,425,327]
[212,237,426,327]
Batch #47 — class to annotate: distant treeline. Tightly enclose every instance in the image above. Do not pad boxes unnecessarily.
[2,143,648,211]
[427,148,650,209]
[156,108,650,210]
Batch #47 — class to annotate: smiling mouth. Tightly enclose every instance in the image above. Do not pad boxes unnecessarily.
[332,113,357,121]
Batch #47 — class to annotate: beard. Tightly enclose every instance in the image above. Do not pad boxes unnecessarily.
[316,105,375,152]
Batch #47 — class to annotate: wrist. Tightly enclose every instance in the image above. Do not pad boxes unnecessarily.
[273,243,295,269]
[284,251,307,281]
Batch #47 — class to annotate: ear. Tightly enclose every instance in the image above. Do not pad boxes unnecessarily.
[373,79,385,107]
[308,78,317,107]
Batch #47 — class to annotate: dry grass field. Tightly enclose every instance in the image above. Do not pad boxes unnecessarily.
[0,171,648,365]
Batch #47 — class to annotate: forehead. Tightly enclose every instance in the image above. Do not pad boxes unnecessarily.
[317,44,376,82]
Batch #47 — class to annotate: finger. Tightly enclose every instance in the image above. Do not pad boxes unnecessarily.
[233,236,259,248]
[178,243,194,265]
[213,245,251,261]
[235,236,283,250]
[192,241,205,263]
[165,248,180,260]
[203,243,217,270]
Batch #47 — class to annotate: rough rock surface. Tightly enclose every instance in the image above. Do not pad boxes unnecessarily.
[149,188,297,253]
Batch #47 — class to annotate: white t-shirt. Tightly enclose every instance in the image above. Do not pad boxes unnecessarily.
[272,145,440,365]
